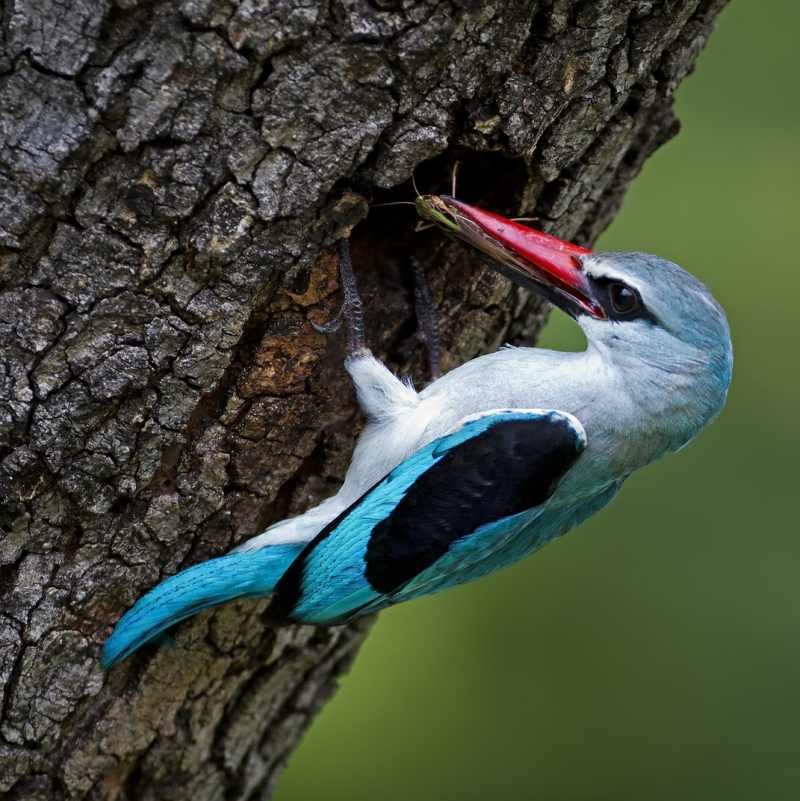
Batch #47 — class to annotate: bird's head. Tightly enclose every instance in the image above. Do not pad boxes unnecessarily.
[423,196,733,450]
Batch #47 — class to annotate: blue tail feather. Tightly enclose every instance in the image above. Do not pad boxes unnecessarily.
[101,543,302,669]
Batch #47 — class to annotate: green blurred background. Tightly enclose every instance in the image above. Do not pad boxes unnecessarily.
[278,3,799,799]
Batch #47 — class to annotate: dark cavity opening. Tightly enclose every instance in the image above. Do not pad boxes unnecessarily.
[350,148,529,283]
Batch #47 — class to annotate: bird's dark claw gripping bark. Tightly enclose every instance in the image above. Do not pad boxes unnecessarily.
[411,256,442,381]
[312,238,367,356]
[314,240,442,381]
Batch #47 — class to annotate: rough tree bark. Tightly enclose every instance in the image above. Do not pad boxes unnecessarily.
[0,1,727,799]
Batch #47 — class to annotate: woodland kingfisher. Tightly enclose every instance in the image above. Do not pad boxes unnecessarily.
[102,195,733,668]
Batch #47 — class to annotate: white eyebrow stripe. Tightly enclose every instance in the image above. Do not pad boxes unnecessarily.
[581,256,649,295]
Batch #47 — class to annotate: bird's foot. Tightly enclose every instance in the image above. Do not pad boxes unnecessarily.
[312,238,367,356]
[314,239,441,383]
[412,256,442,381]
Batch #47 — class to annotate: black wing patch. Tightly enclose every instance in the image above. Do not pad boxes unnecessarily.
[364,414,584,594]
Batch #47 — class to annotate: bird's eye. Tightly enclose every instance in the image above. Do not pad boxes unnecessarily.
[608,282,640,315]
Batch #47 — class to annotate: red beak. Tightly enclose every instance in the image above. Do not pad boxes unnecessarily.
[435,196,605,319]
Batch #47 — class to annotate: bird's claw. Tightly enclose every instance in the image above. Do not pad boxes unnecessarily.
[412,256,442,381]
[312,239,367,356]
[311,307,344,335]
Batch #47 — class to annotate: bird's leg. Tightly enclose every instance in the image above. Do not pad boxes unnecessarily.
[313,238,367,357]
[412,256,442,381]
[313,238,420,423]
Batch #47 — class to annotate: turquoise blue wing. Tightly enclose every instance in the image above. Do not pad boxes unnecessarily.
[269,409,587,624]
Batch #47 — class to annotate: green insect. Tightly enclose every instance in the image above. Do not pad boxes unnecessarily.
[413,193,461,233]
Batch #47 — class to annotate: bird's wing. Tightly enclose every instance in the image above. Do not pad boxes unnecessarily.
[269,408,587,624]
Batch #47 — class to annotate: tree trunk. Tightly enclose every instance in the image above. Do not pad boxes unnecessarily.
[0,1,727,798]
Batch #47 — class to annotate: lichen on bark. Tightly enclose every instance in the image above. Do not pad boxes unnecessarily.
[0,1,728,798]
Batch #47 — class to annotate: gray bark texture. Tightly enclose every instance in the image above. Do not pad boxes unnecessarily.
[0,0,727,799]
